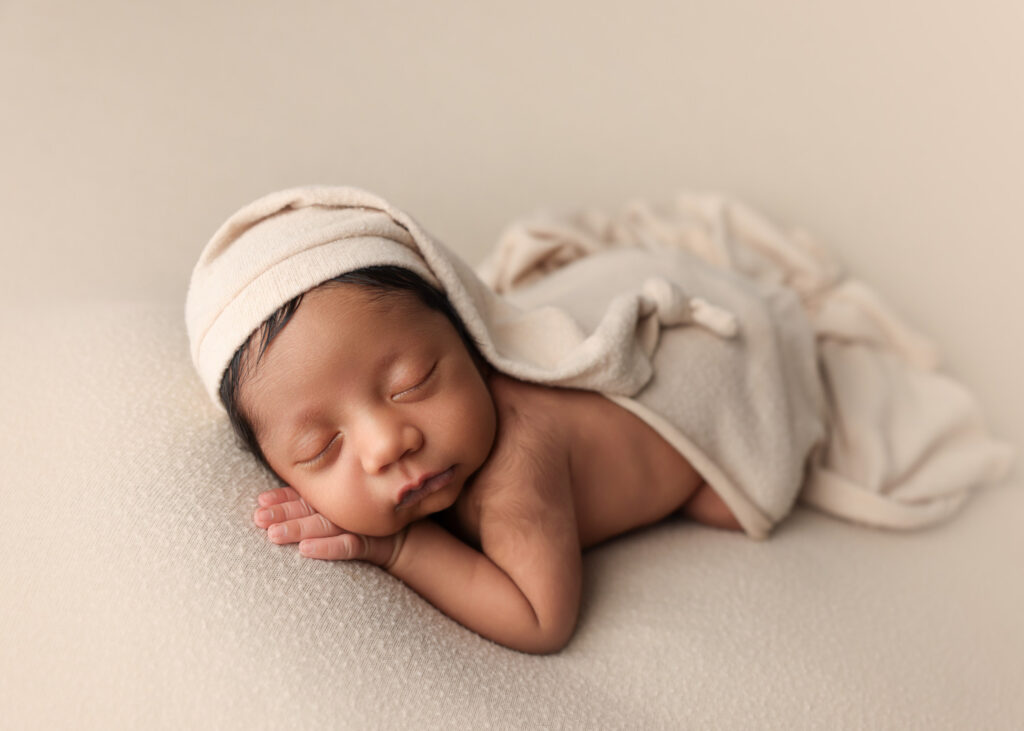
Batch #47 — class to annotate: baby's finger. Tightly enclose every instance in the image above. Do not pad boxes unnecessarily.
[253,497,316,528]
[298,533,369,561]
[299,532,397,566]
[257,486,303,507]
[267,512,343,544]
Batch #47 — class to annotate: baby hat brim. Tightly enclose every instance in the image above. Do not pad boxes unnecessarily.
[185,185,440,407]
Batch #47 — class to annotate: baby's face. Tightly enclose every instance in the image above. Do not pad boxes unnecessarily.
[239,284,497,537]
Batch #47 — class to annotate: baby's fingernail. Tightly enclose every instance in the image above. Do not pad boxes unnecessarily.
[268,524,286,541]
[256,508,272,523]
[299,541,314,556]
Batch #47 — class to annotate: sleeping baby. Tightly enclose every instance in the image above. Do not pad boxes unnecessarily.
[186,186,1014,654]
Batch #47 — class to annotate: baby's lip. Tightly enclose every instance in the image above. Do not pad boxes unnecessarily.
[395,467,455,512]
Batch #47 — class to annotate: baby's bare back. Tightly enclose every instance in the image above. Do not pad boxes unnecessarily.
[452,374,707,551]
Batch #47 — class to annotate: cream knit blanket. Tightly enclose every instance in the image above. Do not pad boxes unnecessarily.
[479,193,1016,535]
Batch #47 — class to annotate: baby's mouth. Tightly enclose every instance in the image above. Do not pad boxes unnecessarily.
[394,467,455,512]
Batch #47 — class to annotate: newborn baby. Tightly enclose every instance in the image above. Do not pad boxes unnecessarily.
[187,185,1012,655]
[234,266,739,655]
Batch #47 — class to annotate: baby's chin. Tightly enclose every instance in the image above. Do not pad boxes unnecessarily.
[341,498,455,538]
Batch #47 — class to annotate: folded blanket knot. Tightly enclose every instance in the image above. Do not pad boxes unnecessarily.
[640,277,739,338]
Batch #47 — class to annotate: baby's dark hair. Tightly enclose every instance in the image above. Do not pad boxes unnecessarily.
[219,265,482,475]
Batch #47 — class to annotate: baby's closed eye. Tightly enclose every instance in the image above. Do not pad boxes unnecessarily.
[300,433,341,466]
[391,361,437,401]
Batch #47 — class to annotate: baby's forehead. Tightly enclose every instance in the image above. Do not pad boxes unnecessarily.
[306,281,425,317]
[248,284,459,387]
[309,284,454,343]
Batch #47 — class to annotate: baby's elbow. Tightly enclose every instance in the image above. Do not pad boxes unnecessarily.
[512,613,577,655]
[511,635,569,655]
[529,632,573,655]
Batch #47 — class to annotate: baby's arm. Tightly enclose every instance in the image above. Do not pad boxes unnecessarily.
[388,509,581,654]
[386,457,582,655]
[253,481,583,655]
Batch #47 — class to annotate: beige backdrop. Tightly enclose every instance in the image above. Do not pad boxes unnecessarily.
[1,0,1022,446]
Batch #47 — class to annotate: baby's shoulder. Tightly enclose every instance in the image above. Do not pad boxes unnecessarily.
[485,375,570,474]
[460,376,575,529]
[485,372,583,432]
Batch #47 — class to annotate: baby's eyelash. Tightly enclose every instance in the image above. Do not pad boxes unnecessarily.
[302,434,339,466]
[394,362,437,399]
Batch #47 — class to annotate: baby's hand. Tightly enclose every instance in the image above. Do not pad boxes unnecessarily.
[252,486,403,567]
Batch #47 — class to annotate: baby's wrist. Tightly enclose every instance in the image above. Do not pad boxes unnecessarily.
[381,527,408,571]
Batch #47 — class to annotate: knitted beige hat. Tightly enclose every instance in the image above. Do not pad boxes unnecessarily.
[186,185,737,409]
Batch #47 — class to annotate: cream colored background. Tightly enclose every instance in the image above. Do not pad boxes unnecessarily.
[2,0,1022,444]
[2,1,1022,728]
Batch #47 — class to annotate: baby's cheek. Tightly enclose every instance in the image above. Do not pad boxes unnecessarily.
[300,482,337,518]
[306,483,368,533]
[285,478,330,518]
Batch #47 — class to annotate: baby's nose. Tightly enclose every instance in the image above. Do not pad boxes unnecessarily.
[359,418,423,474]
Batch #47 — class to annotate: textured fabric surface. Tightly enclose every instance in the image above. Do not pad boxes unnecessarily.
[1,301,1022,729]
[483,194,1016,534]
